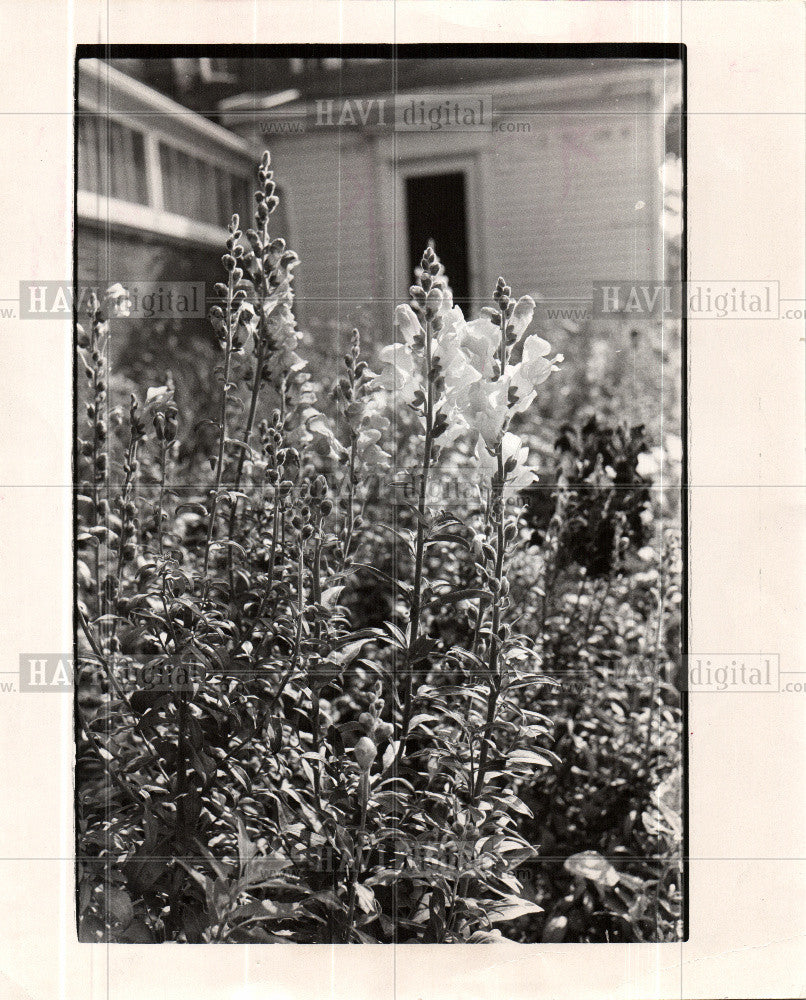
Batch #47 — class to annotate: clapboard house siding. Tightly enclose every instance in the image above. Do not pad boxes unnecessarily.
[227,64,672,349]
[266,130,384,364]
[488,100,659,303]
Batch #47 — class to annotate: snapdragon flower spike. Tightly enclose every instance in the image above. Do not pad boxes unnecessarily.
[455,277,559,493]
[374,247,476,448]
[507,333,562,413]
[309,329,391,473]
[451,281,561,449]
[239,153,308,403]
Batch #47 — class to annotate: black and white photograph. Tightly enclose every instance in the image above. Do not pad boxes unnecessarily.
[2,1,806,996]
[73,46,686,945]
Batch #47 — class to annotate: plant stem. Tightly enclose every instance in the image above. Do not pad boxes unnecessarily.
[87,308,107,618]
[78,607,172,786]
[470,492,494,658]
[472,299,511,798]
[110,428,140,645]
[472,452,506,800]
[344,770,369,942]
[75,662,143,807]
[449,298,513,936]
[396,314,434,768]
[156,441,168,560]
[202,272,235,594]
[226,331,270,590]
[340,436,358,567]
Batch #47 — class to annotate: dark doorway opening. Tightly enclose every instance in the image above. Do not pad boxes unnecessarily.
[405,171,470,307]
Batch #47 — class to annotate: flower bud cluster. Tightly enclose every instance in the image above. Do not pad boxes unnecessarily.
[78,295,111,490]
[209,216,262,355]
[357,681,393,744]
[152,403,178,445]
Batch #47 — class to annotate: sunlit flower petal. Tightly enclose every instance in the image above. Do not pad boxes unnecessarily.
[434,329,478,393]
[475,431,539,489]
[508,333,560,411]
[461,317,499,379]
[394,303,422,346]
[105,283,132,318]
[455,380,508,447]
[510,295,536,340]
[373,343,420,404]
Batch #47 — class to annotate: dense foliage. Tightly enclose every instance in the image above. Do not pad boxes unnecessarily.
[76,152,683,944]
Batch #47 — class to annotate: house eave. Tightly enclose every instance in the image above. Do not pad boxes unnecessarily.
[218,61,678,132]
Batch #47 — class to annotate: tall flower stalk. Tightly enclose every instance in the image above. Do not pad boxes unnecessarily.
[471,279,519,796]
[225,152,299,587]
[203,214,265,595]
[383,246,445,764]
[203,219,240,591]
[78,286,130,621]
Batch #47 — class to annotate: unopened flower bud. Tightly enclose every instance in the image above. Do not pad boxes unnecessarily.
[375,721,394,741]
[353,736,377,771]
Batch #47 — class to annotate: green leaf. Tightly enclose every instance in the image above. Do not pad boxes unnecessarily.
[487,895,543,924]
[104,887,134,928]
[227,899,299,924]
[426,587,489,609]
[352,563,412,599]
[355,883,376,914]
[564,851,620,888]
[243,855,294,886]
[467,928,506,943]
[425,531,471,550]
[175,502,209,517]
[236,813,257,869]
[507,748,560,768]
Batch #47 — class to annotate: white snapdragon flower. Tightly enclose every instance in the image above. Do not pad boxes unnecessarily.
[460,316,499,379]
[373,341,419,405]
[508,334,563,413]
[371,303,425,405]
[433,327,478,395]
[475,431,539,490]
[510,295,537,340]
[393,303,422,347]
[356,401,392,469]
[454,380,508,449]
